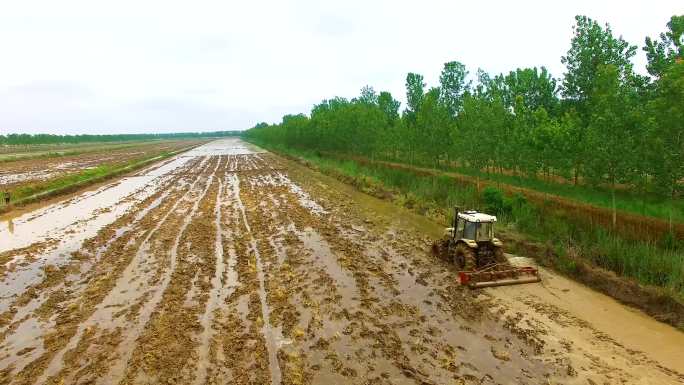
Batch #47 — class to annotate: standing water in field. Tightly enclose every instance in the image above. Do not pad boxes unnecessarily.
[0,139,682,385]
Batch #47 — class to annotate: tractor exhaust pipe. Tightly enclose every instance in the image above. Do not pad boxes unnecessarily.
[452,206,459,235]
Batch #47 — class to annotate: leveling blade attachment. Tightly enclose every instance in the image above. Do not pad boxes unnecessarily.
[458,267,541,288]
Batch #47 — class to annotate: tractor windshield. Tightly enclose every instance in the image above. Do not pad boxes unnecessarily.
[476,222,493,240]
[463,221,477,239]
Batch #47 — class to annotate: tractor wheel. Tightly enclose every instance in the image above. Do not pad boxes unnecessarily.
[453,243,476,271]
[431,238,450,260]
[494,247,507,264]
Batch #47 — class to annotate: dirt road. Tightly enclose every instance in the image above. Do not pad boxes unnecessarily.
[0,139,682,385]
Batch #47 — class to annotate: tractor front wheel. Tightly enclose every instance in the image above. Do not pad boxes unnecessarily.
[431,238,450,260]
[494,247,507,264]
[453,243,476,271]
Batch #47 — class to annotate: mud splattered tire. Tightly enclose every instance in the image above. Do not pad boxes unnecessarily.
[494,247,507,264]
[431,238,450,260]
[453,243,476,271]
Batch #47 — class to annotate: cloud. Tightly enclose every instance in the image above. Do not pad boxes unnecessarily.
[315,14,354,38]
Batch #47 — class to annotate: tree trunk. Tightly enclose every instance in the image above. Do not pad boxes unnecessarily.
[611,176,617,229]
[670,188,675,234]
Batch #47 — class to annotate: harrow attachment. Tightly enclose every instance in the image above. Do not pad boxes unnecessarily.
[458,265,540,289]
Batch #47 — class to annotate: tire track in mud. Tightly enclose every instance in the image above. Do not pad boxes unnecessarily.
[4,193,187,384]
[233,171,282,385]
[3,142,680,385]
[0,157,211,385]
[203,171,270,385]
[196,154,288,385]
[114,156,221,384]
[37,157,218,385]
[192,173,225,385]
[240,170,422,384]
[235,158,552,385]
[276,153,684,385]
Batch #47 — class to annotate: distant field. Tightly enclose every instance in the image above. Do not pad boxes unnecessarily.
[0,139,206,206]
[0,140,169,162]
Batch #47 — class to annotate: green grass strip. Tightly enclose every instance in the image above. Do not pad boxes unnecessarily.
[1,144,198,210]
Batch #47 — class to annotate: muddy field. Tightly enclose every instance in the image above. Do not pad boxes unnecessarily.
[0,139,682,385]
[0,140,205,189]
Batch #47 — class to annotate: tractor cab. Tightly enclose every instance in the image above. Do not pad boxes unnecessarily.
[454,211,495,241]
[445,211,501,247]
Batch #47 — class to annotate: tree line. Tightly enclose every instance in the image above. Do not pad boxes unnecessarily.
[0,131,242,145]
[245,15,684,215]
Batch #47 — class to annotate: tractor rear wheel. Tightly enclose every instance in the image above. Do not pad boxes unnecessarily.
[453,243,476,271]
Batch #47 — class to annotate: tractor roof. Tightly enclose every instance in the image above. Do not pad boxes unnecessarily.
[458,211,497,223]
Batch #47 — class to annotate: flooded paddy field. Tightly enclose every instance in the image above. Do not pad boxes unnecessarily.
[0,138,682,385]
[0,140,205,189]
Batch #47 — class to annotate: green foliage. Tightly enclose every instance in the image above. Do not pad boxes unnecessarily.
[0,131,240,145]
[498,67,558,114]
[405,72,426,114]
[647,61,684,199]
[439,61,470,116]
[377,91,400,123]
[584,64,640,189]
[482,187,527,216]
[482,187,510,215]
[561,15,637,109]
[644,15,684,77]
[560,15,641,187]
[245,14,683,217]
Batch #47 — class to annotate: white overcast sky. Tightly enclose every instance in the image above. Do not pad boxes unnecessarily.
[0,0,681,135]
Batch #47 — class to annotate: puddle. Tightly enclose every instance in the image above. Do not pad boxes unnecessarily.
[0,316,47,373]
[0,157,191,253]
[298,227,357,295]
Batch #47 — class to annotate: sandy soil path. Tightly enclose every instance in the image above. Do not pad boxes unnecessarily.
[0,139,681,385]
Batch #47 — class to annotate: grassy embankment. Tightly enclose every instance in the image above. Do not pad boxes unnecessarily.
[352,153,683,225]
[249,140,684,328]
[0,144,198,212]
[429,161,684,224]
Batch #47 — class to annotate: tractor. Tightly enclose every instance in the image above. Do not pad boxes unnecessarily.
[432,207,540,288]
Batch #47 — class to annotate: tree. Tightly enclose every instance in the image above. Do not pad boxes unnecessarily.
[562,15,637,107]
[439,61,470,116]
[357,85,379,105]
[647,61,684,229]
[584,64,640,227]
[455,92,509,174]
[644,15,684,77]
[378,91,400,123]
[416,87,453,165]
[405,72,426,114]
[498,67,559,114]
[561,15,638,184]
